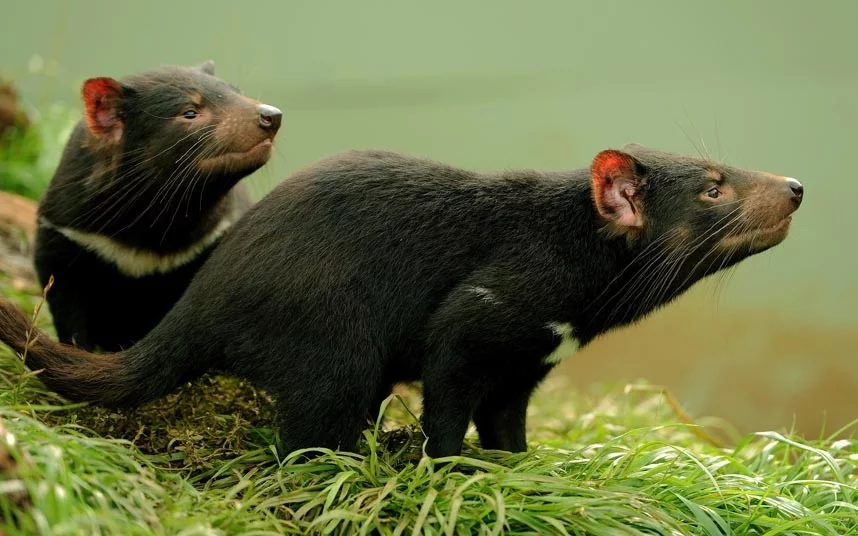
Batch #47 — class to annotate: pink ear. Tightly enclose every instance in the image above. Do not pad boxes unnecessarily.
[82,77,124,142]
[590,150,642,228]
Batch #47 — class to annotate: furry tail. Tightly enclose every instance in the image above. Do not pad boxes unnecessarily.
[0,298,189,408]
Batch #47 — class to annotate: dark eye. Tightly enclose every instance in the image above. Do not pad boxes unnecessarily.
[706,187,720,199]
[182,110,199,120]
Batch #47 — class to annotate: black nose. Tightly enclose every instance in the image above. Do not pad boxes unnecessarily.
[257,104,282,132]
[786,177,803,205]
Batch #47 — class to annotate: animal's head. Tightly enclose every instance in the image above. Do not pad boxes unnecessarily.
[590,143,802,281]
[81,60,281,183]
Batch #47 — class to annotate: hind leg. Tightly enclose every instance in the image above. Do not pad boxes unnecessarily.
[259,344,386,455]
[273,393,371,455]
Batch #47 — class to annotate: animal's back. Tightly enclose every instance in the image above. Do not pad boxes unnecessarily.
[178,150,574,373]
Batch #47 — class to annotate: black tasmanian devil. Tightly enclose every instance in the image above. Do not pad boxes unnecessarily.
[33,61,281,351]
[0,144,803,457]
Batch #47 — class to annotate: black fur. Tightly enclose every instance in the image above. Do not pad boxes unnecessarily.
[34,62,282,351]
[1,144,802,457]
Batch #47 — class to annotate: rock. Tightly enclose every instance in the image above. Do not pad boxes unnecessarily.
[0,82,29,139]
[0,190,37,285]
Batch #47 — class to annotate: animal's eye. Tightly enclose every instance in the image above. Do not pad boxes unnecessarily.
[182,110,199,120]
[706,187,720,199]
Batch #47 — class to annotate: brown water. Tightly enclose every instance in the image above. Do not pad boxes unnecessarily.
[2,0,856,435]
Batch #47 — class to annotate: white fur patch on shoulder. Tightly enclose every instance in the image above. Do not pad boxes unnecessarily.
[40,217,232,278]
[465,285,501,304]
[546,321,573,337]
[543,322,580,365]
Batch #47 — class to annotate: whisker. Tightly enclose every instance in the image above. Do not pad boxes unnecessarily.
[590,234,684,322]
[50,124,221,228]
[602,204,749,324]
[155,142,221,242]
[72,168,162,230]
[670,209,747,292]
[139,132,219,222]
[582,229,681,312]
[632,237,693,320]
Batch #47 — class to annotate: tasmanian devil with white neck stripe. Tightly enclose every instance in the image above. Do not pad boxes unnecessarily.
[0,145,801,457]
[33,61,281,351]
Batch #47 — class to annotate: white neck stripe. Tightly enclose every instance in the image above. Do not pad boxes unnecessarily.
[40,217,232,278]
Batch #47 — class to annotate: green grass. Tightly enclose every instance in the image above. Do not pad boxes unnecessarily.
[0,91,856,535]
[0,103,77,201]
[0,282,856,535]
[0,68,78,200]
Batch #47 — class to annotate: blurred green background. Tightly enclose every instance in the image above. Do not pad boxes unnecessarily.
[1,0,856,436]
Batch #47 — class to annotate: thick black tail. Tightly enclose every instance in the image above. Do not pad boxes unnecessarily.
[0,298,191,408]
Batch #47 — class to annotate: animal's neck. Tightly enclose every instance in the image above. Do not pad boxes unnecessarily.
[574,235,711,342]
[78,157,237,251]
[40,215,232,278]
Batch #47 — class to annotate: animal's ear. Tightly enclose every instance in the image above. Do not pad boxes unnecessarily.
[82,77,125,143]
[590,149,643,229]
[197,60,216,75]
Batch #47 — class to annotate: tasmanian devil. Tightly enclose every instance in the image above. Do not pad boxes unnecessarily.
[31,61,282,351]
[0,144,803,457]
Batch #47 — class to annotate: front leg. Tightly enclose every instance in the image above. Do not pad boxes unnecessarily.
[421,361,486,458]
[473,367,550,452]
[41,274,96,350]
[34,229,98,350]
[420,270,560,458]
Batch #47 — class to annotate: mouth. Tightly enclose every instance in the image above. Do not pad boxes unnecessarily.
[196,137,274,174]
[717,215,793,252]
[246,137,274,154]
[755,215,792,237]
